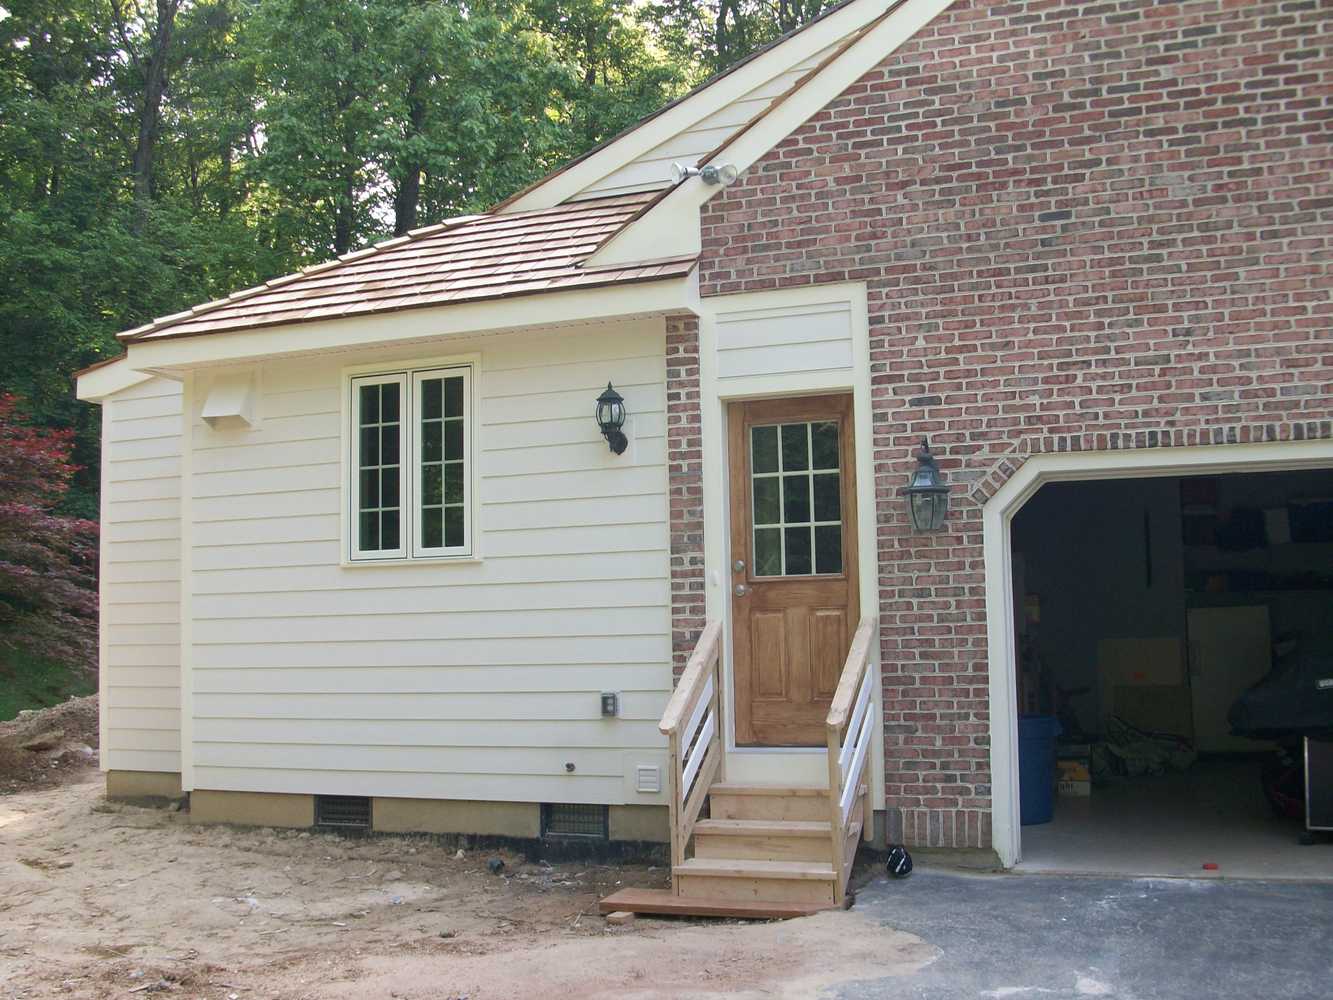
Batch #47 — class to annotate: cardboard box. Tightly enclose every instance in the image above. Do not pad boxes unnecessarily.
[1057,748,1091,797]
[1057,758,1090,783]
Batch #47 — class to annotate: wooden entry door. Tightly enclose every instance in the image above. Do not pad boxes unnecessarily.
[729,394,859,747]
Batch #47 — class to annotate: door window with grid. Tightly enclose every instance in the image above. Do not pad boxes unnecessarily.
[750,420,842,577]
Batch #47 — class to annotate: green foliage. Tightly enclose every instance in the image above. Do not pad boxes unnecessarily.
[0,0,831,578]
[0,647,96,722]
[647,0,836,79]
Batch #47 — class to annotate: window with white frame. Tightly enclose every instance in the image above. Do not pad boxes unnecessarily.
[349,365,471,561]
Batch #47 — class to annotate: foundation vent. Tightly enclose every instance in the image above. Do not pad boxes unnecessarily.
[541,803,608,840]
[315,795,372,830]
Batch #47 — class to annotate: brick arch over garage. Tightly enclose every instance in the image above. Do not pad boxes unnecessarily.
[697,0,1333,854]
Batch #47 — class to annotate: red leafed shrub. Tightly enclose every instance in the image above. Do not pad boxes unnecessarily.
[0,395,98,671]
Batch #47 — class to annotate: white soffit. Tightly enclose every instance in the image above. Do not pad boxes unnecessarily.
[75,357,157,402]
[587,0,956,268]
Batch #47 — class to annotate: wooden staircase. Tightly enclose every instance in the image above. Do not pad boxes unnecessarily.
[600,618,878,920]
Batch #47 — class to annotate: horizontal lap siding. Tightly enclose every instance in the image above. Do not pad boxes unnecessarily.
[102,378,183,774]
[714,300,855,380]
[187,322,672,804]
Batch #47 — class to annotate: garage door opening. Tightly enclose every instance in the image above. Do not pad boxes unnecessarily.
[1009,468,1333,879]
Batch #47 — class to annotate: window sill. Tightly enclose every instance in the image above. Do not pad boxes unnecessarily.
[340,554,482,569]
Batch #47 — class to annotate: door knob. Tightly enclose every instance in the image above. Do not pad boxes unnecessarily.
[734,584,749,597]
[733,559,746,572]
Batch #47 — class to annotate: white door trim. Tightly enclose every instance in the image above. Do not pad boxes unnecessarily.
[984,437,1333,868]
[696,282,881,791]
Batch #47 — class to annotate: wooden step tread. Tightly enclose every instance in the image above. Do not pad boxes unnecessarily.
[599,887,832,920]
[694,819,831,837]
[708,783,828,797]
[675,858,835,881]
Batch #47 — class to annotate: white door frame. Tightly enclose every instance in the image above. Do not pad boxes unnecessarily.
[984,437,1333,868]
[696,282,882,792]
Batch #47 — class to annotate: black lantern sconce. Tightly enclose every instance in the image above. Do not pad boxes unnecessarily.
[905,438,949,532]
[595,382,629,455]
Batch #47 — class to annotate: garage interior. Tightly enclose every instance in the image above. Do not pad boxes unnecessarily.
[1010,468,1333,880]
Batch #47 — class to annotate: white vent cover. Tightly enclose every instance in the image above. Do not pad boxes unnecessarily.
[635,765,661,794]
[201,371,257,429]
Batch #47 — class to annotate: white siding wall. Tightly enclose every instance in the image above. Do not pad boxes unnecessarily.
[101,377,183,774]
[577,41,845,199]
[715,298,854,382]
[185,320,672,805]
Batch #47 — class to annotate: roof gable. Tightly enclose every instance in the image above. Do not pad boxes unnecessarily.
[497,0,896,213]
[586,0,956,269]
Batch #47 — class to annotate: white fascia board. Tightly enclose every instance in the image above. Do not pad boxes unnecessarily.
[75,358,158,402]
[500,0,888,214]
[122,275,698,375]
[588,0,956,268]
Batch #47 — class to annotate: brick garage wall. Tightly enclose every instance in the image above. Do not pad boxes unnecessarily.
[667,313,706,680]
[699,0,1333,849]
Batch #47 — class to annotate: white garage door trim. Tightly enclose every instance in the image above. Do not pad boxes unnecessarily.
[983,438,1333,869]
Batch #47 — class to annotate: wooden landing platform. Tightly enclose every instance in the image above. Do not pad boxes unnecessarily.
[598,887,832,920]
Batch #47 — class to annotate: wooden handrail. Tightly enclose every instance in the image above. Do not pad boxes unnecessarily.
[825,615,877,906]
[660,621,724,876]
[660,621,722,735]
[826,617,876,730]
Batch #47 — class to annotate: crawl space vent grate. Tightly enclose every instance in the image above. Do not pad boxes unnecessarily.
[315,795,372,830]
[541,803,608,839]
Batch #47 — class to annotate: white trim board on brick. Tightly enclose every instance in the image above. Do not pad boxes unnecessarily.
[982,438,1333,869]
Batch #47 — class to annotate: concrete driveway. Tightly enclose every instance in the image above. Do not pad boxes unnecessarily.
[835,869,1333,1000]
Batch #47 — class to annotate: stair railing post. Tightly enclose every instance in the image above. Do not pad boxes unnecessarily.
[826,715,846,906]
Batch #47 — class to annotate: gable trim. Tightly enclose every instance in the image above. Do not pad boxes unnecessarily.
[587,0,957,269]
[496,0,897,214]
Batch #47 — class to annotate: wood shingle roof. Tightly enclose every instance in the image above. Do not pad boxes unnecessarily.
[123,191,695,342]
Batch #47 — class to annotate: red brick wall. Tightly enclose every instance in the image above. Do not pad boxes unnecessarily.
[699,0,1333,849]
[667,314,706,680]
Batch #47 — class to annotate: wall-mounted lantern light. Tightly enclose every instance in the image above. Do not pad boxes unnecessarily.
[905,438,949,532]
[595,382,628,455]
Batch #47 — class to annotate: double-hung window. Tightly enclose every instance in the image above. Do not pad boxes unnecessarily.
[349,364,472,561]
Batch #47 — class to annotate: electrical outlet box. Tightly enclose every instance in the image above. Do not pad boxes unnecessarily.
[600,692,619,717]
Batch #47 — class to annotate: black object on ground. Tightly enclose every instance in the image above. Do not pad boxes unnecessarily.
[886,845,913,878]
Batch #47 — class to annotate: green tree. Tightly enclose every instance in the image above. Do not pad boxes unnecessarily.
[245,0,384,257]
[646,0,833,79]
[377,1,573,235]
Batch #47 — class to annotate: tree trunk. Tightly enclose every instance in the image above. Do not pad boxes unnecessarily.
[335,168,355,255]
[130,0,182,222]
[218,143,232,219]
[392,72,428,237]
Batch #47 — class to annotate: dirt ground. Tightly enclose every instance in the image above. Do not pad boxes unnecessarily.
[0,695,99,795]
[1,771,934,1000]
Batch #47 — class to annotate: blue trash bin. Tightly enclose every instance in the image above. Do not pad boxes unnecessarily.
[1018,714,1062,825]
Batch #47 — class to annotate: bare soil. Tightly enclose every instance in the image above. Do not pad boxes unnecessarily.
[0,695,99,795]
[0,775,934,999]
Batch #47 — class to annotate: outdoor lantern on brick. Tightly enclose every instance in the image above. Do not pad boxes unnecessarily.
[905,439,949,532]
[595,382,628,454]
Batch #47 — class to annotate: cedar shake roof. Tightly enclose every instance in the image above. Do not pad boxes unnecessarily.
[123,191,695,342]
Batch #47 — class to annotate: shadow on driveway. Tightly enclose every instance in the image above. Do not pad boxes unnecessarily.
[834,869,1333,1000]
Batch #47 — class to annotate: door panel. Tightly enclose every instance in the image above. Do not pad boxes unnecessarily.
[730,394,858,747]
[752,612,789,698]
[810,608,848,701]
